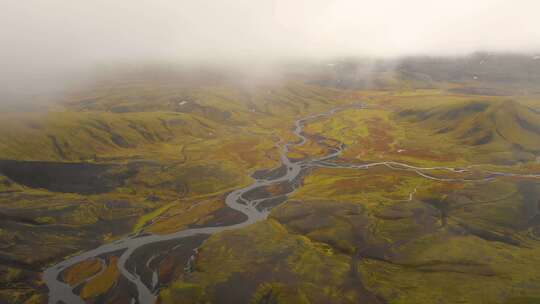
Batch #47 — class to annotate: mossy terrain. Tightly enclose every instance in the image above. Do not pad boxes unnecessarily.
[160,81,540,304]
[2,57,540,303]
[163,164,540,304]
[0,82,356,303]
[160,219,357,304]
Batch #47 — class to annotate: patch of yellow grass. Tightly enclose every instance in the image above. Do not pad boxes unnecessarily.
[62,258,102,286]
[80,257,119,299]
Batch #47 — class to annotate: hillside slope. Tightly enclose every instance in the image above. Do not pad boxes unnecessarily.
[398,100,540,162]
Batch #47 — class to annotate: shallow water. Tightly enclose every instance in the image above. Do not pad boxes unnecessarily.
[43,103,539,304]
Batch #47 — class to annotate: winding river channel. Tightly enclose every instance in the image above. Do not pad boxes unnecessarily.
[43,103,540,304]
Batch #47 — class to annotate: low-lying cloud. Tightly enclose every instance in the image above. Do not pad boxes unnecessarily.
[2,0,540,100]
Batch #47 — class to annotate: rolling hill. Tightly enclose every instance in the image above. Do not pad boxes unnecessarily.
[398,100,540,161]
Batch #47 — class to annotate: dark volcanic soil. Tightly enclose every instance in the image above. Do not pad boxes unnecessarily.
[189,206,248,228]
[0,160,135,194]
[125,235,209,290]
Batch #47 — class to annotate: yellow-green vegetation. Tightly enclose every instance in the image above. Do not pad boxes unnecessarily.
[396,99,540,164]
[2,67,540,304]
[133,202,176,232]
[0,81,357,303]
[292,166,429,207]
[145,197,226,234]
[0,174,22,192]
[161,86,540,304]
[22,294,47,304]
[302,106,467,167]
[3,267,23,282]
[304,109,384,146]
[61,259,102,286]
[80,257,119,299]
[300,91,540,171]
[359,231,540,304]
[163,178,540,303]
[160,220,356,304]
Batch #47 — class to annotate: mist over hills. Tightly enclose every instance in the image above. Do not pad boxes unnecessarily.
[3,52,540,112]
[2,51,540,304]
[310,53,540,92]
[2,1,540,302]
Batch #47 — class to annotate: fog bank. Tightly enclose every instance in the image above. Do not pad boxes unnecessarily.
[2,0,540,104]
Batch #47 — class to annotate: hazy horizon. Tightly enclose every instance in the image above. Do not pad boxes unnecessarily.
[2,0,540,101]
[3,3,540,304]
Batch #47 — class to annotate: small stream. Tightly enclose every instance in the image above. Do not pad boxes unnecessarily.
[43,103,539,304]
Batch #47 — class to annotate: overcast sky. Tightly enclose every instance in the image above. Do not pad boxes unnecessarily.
[2,0,540,94]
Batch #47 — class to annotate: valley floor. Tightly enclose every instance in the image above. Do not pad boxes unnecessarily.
[1,81,540,304]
